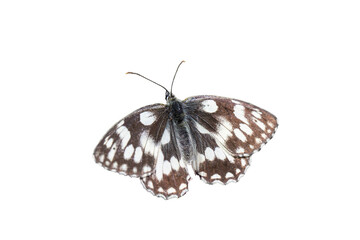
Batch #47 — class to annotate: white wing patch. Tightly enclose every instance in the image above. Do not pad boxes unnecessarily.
[202,100,218,113]
[124,144,134,159]
[234,104,249,124]
[234,128,247,142]
[170,156,180,171]
[161,126,171,145]
[140,111,157,126]
[205,147,215,161]
[133,147,143,163]
[155,148,165,181]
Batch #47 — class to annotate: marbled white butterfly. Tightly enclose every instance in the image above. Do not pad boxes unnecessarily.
[94,61,278,199]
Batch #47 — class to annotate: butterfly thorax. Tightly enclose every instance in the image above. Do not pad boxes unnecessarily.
[167,96,196,162]
[168,97,185,124]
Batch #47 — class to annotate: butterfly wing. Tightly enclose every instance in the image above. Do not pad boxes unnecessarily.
[93,103,169,178]
[140,122,190,199]
[184,95,277,184]
[186,121,251,184]
[184,95,278,157]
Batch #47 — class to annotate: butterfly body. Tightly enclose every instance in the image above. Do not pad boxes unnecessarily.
[167,96,196,162]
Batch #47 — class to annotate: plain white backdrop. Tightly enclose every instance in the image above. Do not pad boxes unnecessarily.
[1,0,359,239]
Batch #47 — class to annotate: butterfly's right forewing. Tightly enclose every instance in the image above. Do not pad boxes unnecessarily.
[184,95,278,156]
[94,104,168,178]
[184,95,278,184]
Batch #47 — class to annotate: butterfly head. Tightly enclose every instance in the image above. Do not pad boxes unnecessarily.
[165,90,176,102]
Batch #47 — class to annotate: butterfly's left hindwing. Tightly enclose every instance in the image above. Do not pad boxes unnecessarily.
[141,122,190,199]
[93,104,168,178]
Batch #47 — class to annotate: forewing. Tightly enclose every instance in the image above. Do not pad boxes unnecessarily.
[184,95,278,156]
[93,104,168,177]
[141,122,190,199]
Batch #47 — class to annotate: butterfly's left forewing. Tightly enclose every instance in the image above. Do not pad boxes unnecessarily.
[94,103,190,199]
[93,103,168,178]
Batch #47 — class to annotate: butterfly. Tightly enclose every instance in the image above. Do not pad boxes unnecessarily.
[93,61,278,199]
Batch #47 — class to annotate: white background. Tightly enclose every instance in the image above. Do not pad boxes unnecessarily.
[1,0,359,239]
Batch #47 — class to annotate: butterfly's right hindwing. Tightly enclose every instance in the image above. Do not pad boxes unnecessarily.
[93,104,168,178]
[187,121,251,184]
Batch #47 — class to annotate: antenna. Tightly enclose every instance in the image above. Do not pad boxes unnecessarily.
[170,60,185,97]
[126,72,169,93]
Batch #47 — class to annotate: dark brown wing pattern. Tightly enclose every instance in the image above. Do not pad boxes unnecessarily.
[94,104,190,199]
[184,95,278,157]
[184,95,278,184]
[93,104,168,178]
